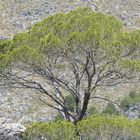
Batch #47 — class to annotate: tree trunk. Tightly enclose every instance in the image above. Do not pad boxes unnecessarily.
[75,91,90,124]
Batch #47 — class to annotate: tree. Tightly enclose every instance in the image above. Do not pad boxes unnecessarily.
[0,7,140,124]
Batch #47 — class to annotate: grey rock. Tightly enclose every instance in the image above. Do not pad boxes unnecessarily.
[121,0,129,5]
[21,11,32,17]
[12,112,22,119]
[0,119,25,140]
[0,36,9,40]
[120,11,128,21]
[124,104,140,119]
[0,112,5,117]
[19,105,28,112]
[126,22,132,26]
[4,132,23,140]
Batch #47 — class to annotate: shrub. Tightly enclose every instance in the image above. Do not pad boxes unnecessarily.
[129,90,138,98]
[87,106,98,116]
[120,90,140,109]
[23,121,77,140]
[120,96,133,109]
[77,115,140,140]
[55,112,64,121]
[65,95,76,112]
[23,116,140,140]
[0,40,11,53]
[102,103,118,115]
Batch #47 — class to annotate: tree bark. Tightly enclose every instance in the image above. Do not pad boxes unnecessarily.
[75,91,90,124]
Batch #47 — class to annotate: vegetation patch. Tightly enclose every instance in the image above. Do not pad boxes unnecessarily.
[23,121,77,140]
[23,116,140,140]
[102,103,118,115]
[120,90,140,109]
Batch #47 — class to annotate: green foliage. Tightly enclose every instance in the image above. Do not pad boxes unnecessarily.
[23,116,140,140]
[121,59,140,71]
[0,40,11,53]
[0,53,11,70]
[1,7,139,71]
[55,112,64,121]
[129,90,138,98]
[0,45,42,70]
[10,45,42,64]
[120,90,140,109]
[102,103,118,115]
[87,106,98,116]
[77,115,140,140]
[121,96,134,109]
[23,121,77,140]
[65,95,76,112]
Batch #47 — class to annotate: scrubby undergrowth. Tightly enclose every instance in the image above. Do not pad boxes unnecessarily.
[121,90,140,109]
[23,115,140,140]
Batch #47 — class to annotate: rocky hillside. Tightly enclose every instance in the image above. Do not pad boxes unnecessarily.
[0,0,140,37]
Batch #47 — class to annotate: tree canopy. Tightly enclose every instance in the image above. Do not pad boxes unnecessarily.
[0,7,140,123]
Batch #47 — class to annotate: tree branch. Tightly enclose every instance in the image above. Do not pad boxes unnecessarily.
[90,96,121,108]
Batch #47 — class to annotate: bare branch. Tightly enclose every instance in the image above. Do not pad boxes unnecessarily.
[90,96,121,108]
[39,97,63,112]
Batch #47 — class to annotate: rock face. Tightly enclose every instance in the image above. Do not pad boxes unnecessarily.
[124,104,140,119]
[0,118,25,140]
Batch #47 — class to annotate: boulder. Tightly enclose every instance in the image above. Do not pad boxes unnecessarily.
[124,104,140,119]
[0,36,9,40]
[0,118,25,140]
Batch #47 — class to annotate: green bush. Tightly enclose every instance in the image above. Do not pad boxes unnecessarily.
[23,116,140,140]
[120,96,133,109]
[87,106,98,116]
[102,103,118,115]
[0,40,9,53]
[65,95,76,112]
[23,121,77,140]
[129,90,138,98]
[120,90,140,109]
[55,112,64,121]
[77,115,140,140]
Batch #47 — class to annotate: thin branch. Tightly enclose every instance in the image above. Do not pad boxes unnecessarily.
[90,96,121,108]
[39,97,63,112]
